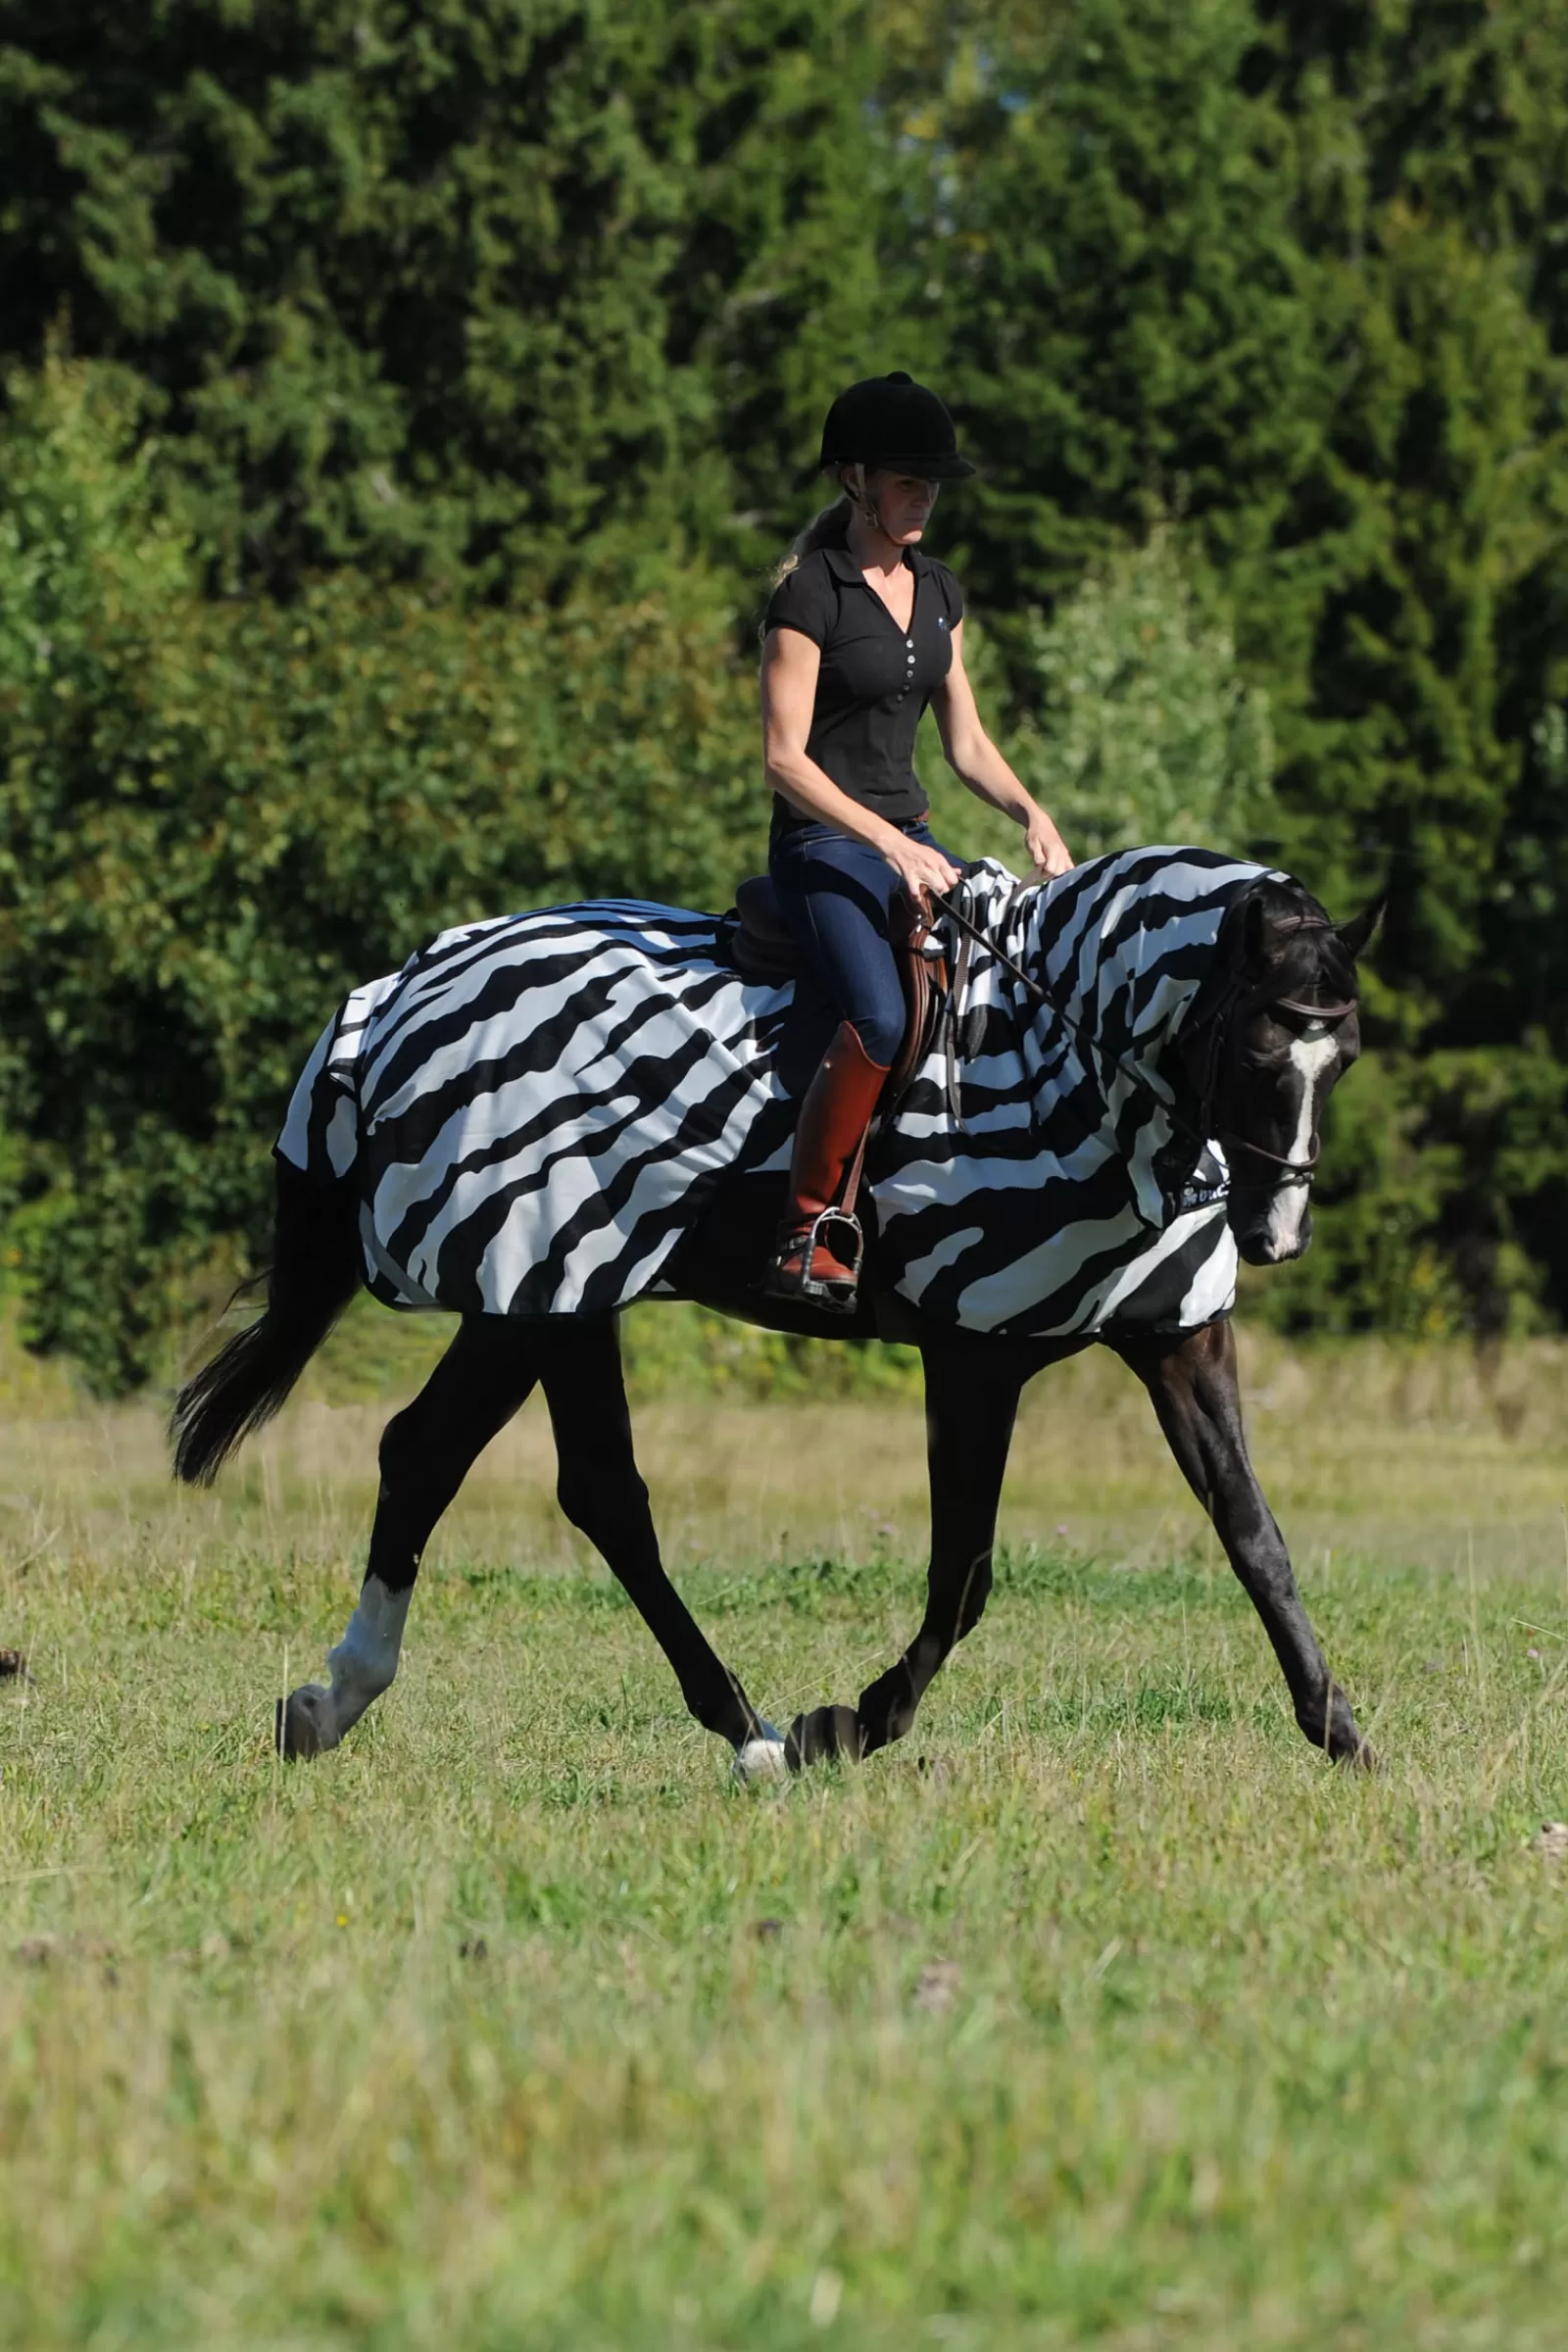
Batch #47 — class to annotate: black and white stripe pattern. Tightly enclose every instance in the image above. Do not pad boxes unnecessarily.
[277,848,1274,1336]
[871,849,1270,1334]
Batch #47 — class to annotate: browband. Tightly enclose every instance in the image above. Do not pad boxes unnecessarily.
[1270,994,1359,1022]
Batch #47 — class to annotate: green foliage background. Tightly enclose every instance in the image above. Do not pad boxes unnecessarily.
[2,0,1567,1386]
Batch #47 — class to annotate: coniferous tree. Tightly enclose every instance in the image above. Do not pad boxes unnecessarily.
[1246,0,1568,1021]
[899,0,1331,624]
[1249,0,1568,1325]
[0,0,893,589]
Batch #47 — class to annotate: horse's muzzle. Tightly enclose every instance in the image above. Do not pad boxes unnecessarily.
[1229,1194,1314,1266]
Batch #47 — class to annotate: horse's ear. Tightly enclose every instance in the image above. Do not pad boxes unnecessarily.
[1335,897,1385,963]
[1240,889,1274,964]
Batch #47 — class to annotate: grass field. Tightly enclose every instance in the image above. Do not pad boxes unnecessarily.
[5,1318,1568,2347]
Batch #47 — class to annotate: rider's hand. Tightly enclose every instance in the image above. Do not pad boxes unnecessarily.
[1025,808,1073,879]
[882,831,962,910]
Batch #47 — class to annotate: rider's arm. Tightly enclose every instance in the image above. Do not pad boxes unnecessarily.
[932,621,1072,878]
[761,628,958,900]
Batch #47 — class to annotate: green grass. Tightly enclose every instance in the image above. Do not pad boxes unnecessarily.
[4,1335,1568,2345]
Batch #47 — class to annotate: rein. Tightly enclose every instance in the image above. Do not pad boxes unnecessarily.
[933,889,1358,1189]
[932,889,1046,1003]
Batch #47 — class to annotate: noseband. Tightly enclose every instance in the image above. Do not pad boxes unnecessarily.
[1189,917,1359,1189]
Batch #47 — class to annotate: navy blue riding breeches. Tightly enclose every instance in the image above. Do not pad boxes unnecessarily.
[768,819,954,1067]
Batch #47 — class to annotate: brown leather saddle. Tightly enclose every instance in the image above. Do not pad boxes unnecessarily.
[725,874,949,1117]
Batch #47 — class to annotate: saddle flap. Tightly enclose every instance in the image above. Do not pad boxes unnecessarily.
[881,906,946,1117]
[723,872,949,1105]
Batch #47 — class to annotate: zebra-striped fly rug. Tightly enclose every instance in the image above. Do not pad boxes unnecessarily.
[278,847,1278,1339]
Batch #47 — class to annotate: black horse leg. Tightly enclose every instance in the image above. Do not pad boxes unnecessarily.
[1115,1319,1371,1763]
[278,1315,542,1758]
[789,1335,1030,1766]
[539,1316,774,1758]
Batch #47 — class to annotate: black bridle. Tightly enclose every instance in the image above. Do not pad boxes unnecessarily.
[1178,917,1358,1187]
[934,892,1359,1190]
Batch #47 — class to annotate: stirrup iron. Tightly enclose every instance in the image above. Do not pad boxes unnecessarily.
[765,1205,865,1312]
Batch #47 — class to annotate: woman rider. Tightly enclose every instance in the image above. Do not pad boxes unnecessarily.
[760,369,1073,1311]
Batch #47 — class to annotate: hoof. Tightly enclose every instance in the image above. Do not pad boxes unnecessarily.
[1298,1689,1376,1771]
[276,1684,337,1761]
[786,1704,864,1769]
[1303,1724,1378,1769]
[732,1719,791,1783]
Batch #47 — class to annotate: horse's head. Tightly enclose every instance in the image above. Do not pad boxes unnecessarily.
[1178,881,1380,1267]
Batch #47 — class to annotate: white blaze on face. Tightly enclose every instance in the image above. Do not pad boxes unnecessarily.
[1262,1025,1338,1258]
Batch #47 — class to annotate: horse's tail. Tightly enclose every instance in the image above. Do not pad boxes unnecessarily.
[171,1156,362,1487]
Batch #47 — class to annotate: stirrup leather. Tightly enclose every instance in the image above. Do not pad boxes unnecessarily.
[766,1205,865,1309]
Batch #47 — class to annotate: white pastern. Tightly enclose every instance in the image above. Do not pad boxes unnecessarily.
[323,1575,414,1740]
[1264,1028,1337,1257]
[732,1726,791,1784]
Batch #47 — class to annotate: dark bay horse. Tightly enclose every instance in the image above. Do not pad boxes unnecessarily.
[172,860,1379,1777]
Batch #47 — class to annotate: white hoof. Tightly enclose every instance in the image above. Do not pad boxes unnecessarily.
[732,1722,791,1784]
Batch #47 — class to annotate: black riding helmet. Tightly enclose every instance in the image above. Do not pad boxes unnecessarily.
[816,370,975,481]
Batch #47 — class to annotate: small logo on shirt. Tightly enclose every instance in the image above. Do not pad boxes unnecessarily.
[937,616,948,631]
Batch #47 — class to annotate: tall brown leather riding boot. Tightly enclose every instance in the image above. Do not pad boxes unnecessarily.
[764,1021,891,1312]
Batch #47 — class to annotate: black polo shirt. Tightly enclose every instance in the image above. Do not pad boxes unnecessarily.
[763,544,963,837]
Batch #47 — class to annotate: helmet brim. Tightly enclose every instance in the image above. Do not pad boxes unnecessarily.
[821,451,976,482]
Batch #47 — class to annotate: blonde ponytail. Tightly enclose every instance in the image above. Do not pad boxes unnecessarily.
[771,495,854,588]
